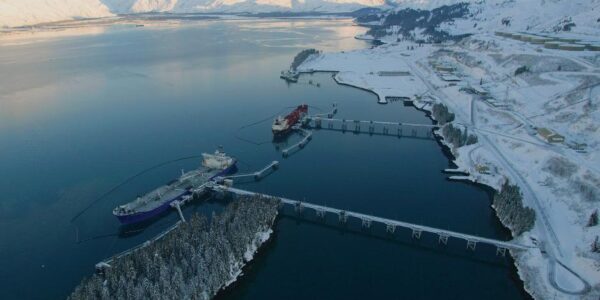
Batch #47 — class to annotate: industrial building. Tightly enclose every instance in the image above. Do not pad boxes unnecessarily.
[537,127,565,143]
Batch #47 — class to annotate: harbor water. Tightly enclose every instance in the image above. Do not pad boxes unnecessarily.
[0,19,530,299]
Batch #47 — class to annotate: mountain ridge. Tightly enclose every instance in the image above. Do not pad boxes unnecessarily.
[0,0,387,27]
[1,0,599,36]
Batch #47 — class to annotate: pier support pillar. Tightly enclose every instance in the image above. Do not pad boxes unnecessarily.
[438,234,449,245]
[315,118,322,128]
[411,229,422,239]
[342,120,347,132]
[398,128,403,137]
[294,201,304,213]
[496,247,507,257]
[338,211,348,223]
[411,129,417,137]
[383,126,388,135]
[328,121,333,129]
[386,224,396,234]
[316,209,326,218]
[361,218,372,228]
[467,240,477,251]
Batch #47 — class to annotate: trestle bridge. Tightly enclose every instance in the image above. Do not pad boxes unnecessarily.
[306,117,438,138]
[213,185,536,255]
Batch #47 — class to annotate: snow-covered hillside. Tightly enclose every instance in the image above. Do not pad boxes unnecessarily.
[0,0,114,27]
[124,0,178,13]
[0,0,387,28]
[298,31,600,298]
[3,0,598,31]
[447,0,600,36]
[360,0,600,42]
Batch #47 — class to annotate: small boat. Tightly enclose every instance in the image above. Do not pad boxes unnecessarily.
[112,148,237,225]
[272,104,308,136]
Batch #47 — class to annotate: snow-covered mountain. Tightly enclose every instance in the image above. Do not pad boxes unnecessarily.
[360,0,600,42]
[446,0,600,36]
[0,0,113,27]
[3,0,484,28]
[0,0,387,27]
[1,0,599,33]
[103,0,386,13]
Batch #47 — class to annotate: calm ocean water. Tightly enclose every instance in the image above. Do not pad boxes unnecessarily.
[0,19,529,299]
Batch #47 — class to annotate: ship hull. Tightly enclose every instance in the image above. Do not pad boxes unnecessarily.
[272,127,292,137]
[116,192,189,224]
[271,105,308,138]
[115,162,238,225]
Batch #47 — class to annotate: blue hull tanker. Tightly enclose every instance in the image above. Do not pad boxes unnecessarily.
[113,149,237,225]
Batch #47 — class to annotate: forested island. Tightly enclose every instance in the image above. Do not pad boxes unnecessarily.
[69,197,280,300]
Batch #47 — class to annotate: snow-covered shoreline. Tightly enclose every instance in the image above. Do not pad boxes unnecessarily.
[300,64,543,299]
[424,99,550,299]
[219,216,277,294]
[297,62,543,297]
[297,31,600,298]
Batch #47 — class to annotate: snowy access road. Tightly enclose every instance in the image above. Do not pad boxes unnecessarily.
[298,35,600,297]
[408,55,564,255]
[405,54,593,296]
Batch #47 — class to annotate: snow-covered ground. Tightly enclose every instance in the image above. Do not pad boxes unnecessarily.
[2,0,599,32]
[299,32,600,299]
[440,0,600,37]
[223,227,275,289]
[300,47,428,103]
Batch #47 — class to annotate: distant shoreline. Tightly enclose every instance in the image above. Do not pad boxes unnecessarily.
[0,14,354,46]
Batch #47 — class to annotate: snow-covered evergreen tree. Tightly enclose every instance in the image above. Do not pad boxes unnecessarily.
[69,196,279,300]
[493,181,536,236]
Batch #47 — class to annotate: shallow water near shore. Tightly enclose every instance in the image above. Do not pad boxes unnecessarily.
[0,18,530,299]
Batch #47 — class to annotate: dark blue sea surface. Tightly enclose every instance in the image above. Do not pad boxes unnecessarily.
[0,19,529,299]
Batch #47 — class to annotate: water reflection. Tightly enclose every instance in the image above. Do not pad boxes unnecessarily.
[0,19,370,299]
[0,18,528,300]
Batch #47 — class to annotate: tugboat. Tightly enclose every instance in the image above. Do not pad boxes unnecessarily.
[272,104,308,137]
[112,148,237,225]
